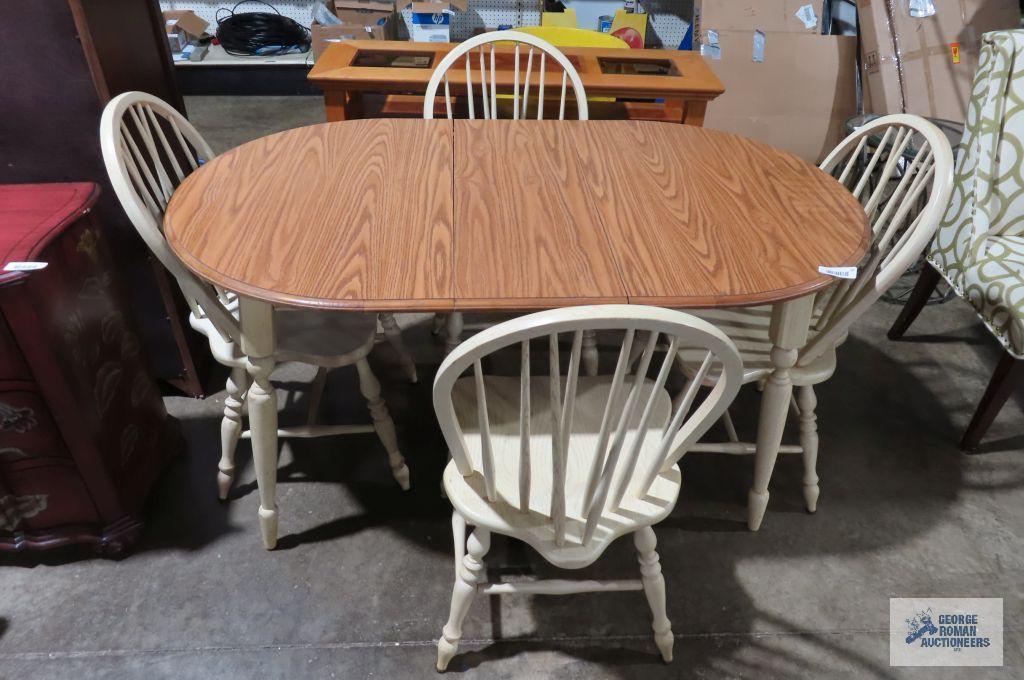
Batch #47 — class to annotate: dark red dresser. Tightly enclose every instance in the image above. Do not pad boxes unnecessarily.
[0,183,177,553]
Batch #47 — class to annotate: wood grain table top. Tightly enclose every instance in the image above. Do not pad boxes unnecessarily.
[165,119,870,312]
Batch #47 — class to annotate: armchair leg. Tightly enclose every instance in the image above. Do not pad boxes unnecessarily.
[797,386,819,513]
[634,527,673,662]
[961,352,1024,452]
[218,366,250,500]
[437,527,490,671]
[888,264,941,340]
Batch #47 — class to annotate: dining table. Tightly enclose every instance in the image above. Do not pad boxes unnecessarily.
[164,118,870,536]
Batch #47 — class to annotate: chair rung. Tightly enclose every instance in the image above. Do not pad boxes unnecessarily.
[480,579,643,595]
[241,424,375,439]
[689,442,804,455]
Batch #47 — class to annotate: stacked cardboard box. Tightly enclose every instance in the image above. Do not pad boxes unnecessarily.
[857,0,1020,123]
[408,0,468,43]
[695,1,857,163]
[312,0,397,57]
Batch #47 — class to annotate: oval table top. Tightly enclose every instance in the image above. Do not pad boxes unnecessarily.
[165,118,870,312]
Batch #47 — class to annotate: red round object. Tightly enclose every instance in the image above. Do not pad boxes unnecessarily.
[611,27,642,49]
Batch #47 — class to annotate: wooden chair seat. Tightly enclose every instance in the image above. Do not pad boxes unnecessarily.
[676,307,837,386]
[442,374,680,570]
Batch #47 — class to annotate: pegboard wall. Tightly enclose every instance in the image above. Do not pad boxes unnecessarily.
[160,0,690,47]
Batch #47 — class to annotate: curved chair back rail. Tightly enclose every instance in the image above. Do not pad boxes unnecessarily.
[100,91,238,343]
[433,305,743,548]
[423,30,589,121]
[805,114,955,365]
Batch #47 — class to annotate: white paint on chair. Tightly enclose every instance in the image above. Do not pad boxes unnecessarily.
[432,304,743,670]
[100,91,414,549]
[674,114,956,531]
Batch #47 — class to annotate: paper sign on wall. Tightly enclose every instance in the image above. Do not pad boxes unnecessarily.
[3,262,48,272]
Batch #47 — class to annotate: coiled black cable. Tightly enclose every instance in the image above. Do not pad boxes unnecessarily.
[216,1,311,56]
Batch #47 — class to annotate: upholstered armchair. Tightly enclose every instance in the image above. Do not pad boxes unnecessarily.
[889,30,1024,450]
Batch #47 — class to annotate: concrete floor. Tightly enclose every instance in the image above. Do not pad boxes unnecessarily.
[1,96,1022,679]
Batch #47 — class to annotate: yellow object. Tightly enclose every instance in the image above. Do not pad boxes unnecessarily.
[513,25,627,103]
[541,10,577,28]
[609,9,647,49]
[515,26,629,50]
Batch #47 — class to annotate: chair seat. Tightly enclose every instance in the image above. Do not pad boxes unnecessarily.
[964,235,1024,358]
[675,306,837,386]
[442,374,681,570]
[190,306,379,368]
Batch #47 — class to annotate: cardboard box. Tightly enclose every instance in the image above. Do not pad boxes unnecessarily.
[334,0,394,25]
[858,0,1020,123]
[694,0,823,39]
[162,10,209,40]
[312,20,393,56]
[702,31,857,163]
[407,0,467,42]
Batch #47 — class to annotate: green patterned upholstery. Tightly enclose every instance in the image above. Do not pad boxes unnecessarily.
[930,30,1024,358]
[965,235,1024,356]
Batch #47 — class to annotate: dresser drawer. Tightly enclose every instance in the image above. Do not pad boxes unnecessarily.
[0,460,99,532]
[0,387,70,465]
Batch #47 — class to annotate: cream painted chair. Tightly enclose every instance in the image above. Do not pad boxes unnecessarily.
[889,30,1024,450]
[432,305,743,670]
[675,114,955,530]
[422,31,601,373]
[100,92,413,548]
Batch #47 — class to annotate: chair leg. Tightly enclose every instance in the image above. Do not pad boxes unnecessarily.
[379,313,418,384]
[445,312,464,355]
[437,527,490,672]
[582,329,599,376]
[218,366,250,500]
[306,367,329,426]
[797,385,819,513]
[634,527,673,663]
[887,264,941,340]
[451,510,466,582]
[961,352,1024,451]
[432,312,447,336]
[355,358,411,490]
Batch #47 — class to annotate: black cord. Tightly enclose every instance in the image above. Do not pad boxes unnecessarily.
[216,1,310,56]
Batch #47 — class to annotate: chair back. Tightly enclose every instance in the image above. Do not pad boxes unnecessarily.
[966,30,1024,259]
[423,31,589,121]
[802,114,955,365]
[100,91,239,342]
[433,305,742,547]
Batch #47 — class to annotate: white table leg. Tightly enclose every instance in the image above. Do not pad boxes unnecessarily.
[748,295,813,531]
[239,297,279,550]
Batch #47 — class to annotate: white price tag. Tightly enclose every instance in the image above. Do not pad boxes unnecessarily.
[3,261,48,272]
[818,265,857,279]
[795,4,818,29]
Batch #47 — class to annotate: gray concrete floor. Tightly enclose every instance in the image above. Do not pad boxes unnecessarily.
[2,96,1023,679]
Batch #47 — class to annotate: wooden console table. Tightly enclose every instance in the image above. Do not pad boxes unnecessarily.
[307,40,724,125]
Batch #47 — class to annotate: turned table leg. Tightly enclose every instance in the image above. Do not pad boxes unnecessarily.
[748,295,814,531]
[239,297,280,550]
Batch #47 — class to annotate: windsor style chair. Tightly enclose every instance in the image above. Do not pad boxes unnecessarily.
[675,114,955,530]
[422,31,602,374]
[100,92,413,549]
[889,30,1024,450]
[433,305,743,670]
